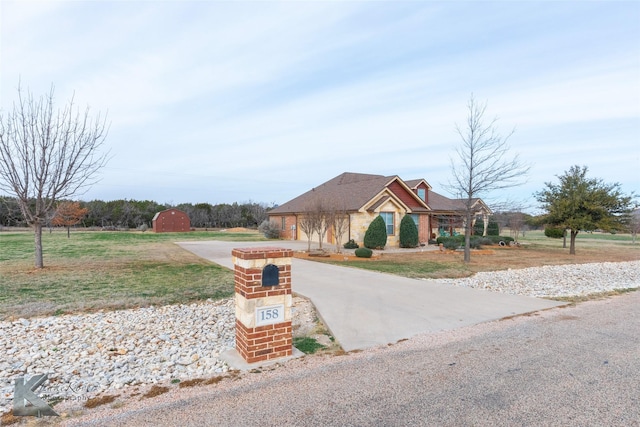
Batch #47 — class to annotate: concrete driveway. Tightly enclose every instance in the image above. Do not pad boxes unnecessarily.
[177,240,564,351]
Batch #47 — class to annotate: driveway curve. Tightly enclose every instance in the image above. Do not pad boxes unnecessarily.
[177,241,564,351]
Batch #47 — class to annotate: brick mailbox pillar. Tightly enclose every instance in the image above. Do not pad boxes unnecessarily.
[232,247,293,364]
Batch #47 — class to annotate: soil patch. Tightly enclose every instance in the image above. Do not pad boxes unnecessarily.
[294,251,379,262]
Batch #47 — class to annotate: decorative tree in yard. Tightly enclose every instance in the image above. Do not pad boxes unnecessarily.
[534,165,634,255]
[364,215,387,249]
[327,203,350,253]
[0,84,109,268]
[446,95,529,263]
[399,215,419,248]
[52,201,89,238]
[298,213,315,252]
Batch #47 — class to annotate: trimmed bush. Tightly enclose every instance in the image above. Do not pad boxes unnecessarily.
[479,237,493,246]
[436,236,463,250]
[437,235,506,250]
[436,235,464,245]
[399,215,419,248]
[343,239,359,249]
[364,216,387,249]
[473,219,484,236]
[354,247,373,258]
[544,226,566,239]
[487,220,500,236]
[474,218,500,236]
[258,220,281,239]
[485,235,515,245]
[442,239,459,250]
[469,236,483,249]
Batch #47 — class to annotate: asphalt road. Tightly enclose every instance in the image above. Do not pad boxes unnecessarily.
[64,291,640,427]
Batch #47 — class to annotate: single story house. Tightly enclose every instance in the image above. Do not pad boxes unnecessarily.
[267,172,491,248]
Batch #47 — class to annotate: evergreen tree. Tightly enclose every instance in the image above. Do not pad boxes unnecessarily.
[364,215,387,249]
[535,165,633,254]
[399,215,419,248]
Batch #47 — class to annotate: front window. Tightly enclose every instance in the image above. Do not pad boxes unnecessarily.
[411,214,419,227]
[380,212,394,235]
[417,188,426,201]
[281,217,286,230]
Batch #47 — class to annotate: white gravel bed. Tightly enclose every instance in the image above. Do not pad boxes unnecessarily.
[434,260,640,298]
[1,299,235,414]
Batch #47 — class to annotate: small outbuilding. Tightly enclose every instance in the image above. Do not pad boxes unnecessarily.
[152,208,191,233]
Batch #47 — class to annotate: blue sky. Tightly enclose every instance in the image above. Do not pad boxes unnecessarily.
[1,1,638,213]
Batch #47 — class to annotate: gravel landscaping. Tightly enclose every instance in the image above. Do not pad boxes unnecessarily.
[1,260,638,415]
[436,260,640,298]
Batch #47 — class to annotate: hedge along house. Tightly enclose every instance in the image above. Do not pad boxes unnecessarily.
[267,172,492,248]
[152,208,191,232]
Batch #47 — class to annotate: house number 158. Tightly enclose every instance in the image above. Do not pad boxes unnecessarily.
[256,304,285,326]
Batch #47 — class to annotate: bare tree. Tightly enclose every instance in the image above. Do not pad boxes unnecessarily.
[310,199,329,250]
[298,212,315,252]
[327,203,350,253]
[446,95,529,263]
[0,84,109,268]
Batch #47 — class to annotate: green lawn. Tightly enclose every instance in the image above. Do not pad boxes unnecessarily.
[0,229,266,319]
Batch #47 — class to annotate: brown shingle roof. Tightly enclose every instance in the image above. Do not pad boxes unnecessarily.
[268,172,485,216]
[427,191,466,212]
[269,172,393,214]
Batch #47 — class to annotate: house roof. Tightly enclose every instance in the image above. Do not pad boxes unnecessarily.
[152,208,188,221]
[404,178,432,190]
[426,191,466,212]
[268,172,491,216]
[269,172,432,215]
[268,173,391,214]
[427,192,492,215]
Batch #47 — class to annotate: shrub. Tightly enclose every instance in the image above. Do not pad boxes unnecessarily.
[438,235,499,249]
[443,239,459,250]
[487,220,500,236]
[343,239,359,249]
[474,218,500,236]
[479,237,494,246]
[364,216,387,249]
[469,236,483,249]
[436,235,464,245]
[258,220,281,239]
[473,219,484,236]
[354,247,373,258]
[485,235,515,245]
[399,215,419,248]
[544,226,566,239]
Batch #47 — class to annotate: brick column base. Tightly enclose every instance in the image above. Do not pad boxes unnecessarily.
[232,247,293,365]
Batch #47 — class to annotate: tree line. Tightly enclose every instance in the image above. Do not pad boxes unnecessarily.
[0,196,271,230]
